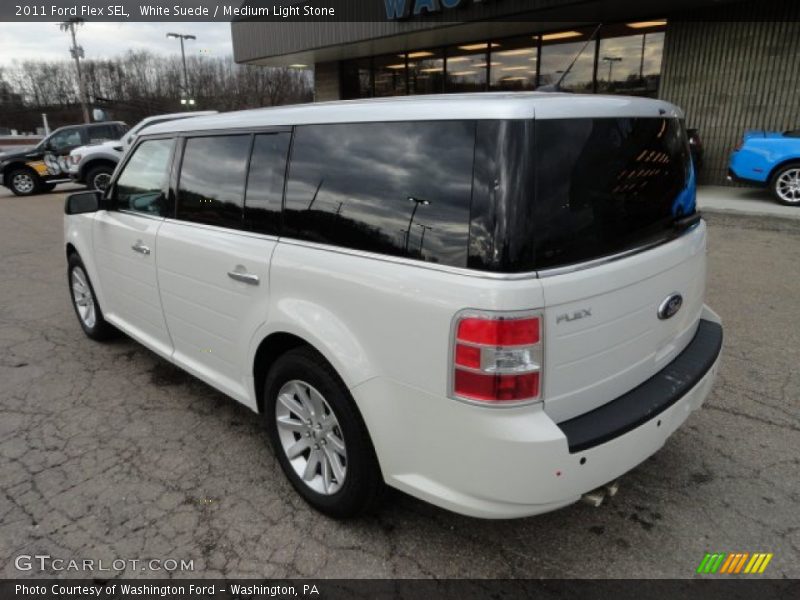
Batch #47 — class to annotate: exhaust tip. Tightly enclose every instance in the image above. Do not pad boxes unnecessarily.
[581,480,621,507]
[581,490,606,507]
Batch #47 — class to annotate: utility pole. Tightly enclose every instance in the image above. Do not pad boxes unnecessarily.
[167,32,197,106]
[60,18,90,123]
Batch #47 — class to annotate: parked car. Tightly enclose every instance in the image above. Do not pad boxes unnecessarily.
[0,121,127,196]
[68,111,217,192]
[728,128,800,205]
[63,94,723,519]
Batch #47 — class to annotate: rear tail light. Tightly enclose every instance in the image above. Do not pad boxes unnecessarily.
[451,310,543,405]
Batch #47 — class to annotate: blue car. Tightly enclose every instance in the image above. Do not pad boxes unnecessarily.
[728,129,800,205]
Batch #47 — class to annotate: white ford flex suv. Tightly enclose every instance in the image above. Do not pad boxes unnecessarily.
[63,93,723,519]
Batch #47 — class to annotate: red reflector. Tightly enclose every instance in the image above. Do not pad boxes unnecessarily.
[457,317,540,346]
[455,344,481,369]
[454,369,539,402]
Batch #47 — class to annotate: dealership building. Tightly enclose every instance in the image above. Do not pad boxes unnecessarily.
[231,0,800,185]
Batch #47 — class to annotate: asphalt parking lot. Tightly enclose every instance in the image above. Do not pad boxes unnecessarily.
[0,186,798,579]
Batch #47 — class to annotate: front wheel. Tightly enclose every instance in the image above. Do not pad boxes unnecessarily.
[86,165,114,192]
[68,254,118,341]
[264,347,383,518]
[770,162,800,206]
[7,168,41,196]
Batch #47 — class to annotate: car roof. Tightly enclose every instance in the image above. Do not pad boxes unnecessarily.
[50,121,126,133]
[143,93,683,135]
[136,111,217,126]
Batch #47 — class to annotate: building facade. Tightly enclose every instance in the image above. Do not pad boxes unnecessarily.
[232,0,800,185]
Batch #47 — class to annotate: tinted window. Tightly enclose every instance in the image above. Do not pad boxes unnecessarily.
[284,121,475,267]
[245,133,290,235]
[88,124,117,142]
[177,135,251,229]
[113,138,174,215]
[470,118,693,272]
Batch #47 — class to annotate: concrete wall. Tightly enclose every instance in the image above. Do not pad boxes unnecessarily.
[314,62,341,102]
[659,1,800,185]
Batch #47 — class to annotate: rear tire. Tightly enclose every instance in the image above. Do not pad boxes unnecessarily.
[7,168,41,196]
[770,162,800,206]
[67,253,118,341]
[264,346,383,518]
[85,165,114,192]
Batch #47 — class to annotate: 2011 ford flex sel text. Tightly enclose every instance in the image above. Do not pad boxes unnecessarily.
[63,93,723,519]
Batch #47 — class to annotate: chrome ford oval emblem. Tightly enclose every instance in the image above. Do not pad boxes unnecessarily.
[658,293,683,320]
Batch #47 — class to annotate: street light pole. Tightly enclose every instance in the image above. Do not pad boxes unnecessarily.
[60,18,90,123]
[167,32,197,106]
[602,56,622,86]
[404,196,430,252]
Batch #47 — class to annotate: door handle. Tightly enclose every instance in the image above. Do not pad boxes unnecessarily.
[131,240,150,255]
[227,267,260,285]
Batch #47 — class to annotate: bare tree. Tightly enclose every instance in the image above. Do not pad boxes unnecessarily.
[0,52,313,132]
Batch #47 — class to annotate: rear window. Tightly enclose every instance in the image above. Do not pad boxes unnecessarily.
[469,117,695,272]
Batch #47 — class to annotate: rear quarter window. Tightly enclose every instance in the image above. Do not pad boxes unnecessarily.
[283,121,476,268]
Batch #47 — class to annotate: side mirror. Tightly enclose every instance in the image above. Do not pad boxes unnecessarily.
[65,191,102,215]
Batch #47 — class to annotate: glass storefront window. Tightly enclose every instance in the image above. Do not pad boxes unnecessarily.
[340,57,372,99]
[338,21,666,99]
[374,53,408,97]
[446,43,489,92]
[539,30,596,93]
[408,49,445,95]
[490,36,538,91]
[597,23,665,97]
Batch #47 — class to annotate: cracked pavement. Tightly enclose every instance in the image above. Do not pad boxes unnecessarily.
[0,187,798,579]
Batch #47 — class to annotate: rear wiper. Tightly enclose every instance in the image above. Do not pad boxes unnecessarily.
[674,212,701,231]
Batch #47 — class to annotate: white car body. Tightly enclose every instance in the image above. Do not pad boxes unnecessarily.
[64,93,722,518]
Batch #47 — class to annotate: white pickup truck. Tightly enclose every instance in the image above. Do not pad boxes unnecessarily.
[68,111,217,191]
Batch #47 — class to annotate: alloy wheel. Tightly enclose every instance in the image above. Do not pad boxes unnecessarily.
[776,168,800,204]
[71,266,96,329]
[12,172,34,194]
[275,379,348,495]
[92,173,112,191]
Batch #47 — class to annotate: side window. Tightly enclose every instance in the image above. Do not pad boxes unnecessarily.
[177,135,251,230]
[49,128,83,151]
[245,132,291,235]
[88,124,116,142]
[113,138,174,216]
[284,121,475,267]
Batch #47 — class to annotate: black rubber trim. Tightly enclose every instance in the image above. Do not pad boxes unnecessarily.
[557,319,723,453]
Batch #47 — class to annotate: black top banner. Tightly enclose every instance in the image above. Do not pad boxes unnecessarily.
[2,0,799,22]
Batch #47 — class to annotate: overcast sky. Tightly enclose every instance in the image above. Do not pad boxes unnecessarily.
[0,22,234,67]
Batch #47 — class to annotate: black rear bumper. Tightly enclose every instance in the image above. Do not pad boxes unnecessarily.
[557,319,723,453]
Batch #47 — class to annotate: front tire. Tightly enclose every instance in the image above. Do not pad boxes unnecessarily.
[264,347,383,518]
[68,254,118,341]
[770,162,800,206]
[86,165,114,192]
[7,168,41,196]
